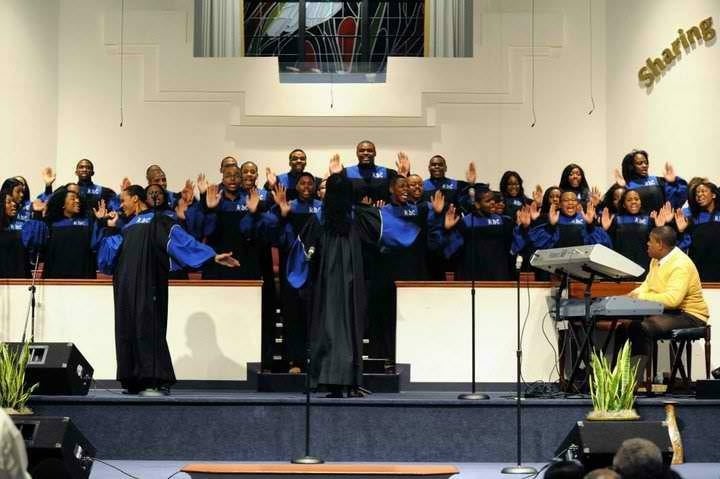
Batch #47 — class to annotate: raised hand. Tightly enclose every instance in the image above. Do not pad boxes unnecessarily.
[465,162,477,184]
[93,199,108,220]
[41,167,56,186]
[674,209,688,232]
[246,188,260,213]
[664,162,677,183]
[396,151,411,177]
[214,252,240,268]
[601,207,615,231]
[517,206,531,228]
[329,154,343,175]
[548,203,560,226]
[582,202,596,224]
[650,210,663,227]
[532,184,543,205]
[360,196,372,206]
[196,173,209,195]
[613,168,626,188]
[181,179,195,204]
[375,199,386,209]
[205,183,221,209]
[431,190,445,214]
[31,199,46,214]
[107,211,119,228]
[271,184,291,218]
[265,167,278,189]
[444,204,461,230]
[120,177,132,192]
[175,197,188,221]
[529,201,540,221]
[658,201,673,225]
[590,186,602,207]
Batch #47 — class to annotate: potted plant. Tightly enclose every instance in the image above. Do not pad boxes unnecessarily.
[0,341,38,415]
[587,340,640,421]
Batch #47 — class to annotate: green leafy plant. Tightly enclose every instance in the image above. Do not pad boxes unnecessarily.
[0,342,39,413]
[589,340,638,414]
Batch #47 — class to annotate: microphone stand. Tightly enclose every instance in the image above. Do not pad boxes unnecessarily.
[458,192,489,400]
[21,250,42,344]
[501,259,537,475]
[292,249,323,464]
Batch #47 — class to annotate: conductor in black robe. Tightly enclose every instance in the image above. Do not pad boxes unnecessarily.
[98,185,238,395]
[285,158,419,397]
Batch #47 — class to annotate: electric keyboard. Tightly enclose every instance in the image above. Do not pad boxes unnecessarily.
[548,295,664,319]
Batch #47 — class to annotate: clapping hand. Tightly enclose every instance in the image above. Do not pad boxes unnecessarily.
[548,203,560,226]
[581,202,597,225]
[120,177,132,192]
[590,186,602,207]
[431,190,445,215]
[271,184,291,218]
[175,198,189,221]
[613,168,626,188]
[396,152,411,177]
[444,204,461,230]
[41,167,56,186]
[601,207,614,231]
[93,199,108,220]
[329,154,343,175]
[674,209,688,232]
[107,211,119,228]
[664,162,677,183]
[196,173,209,195]
[529,201,540,221]
[246,188,261,213]
[31,199,46,214]
[265,167,278,189]
[465,162,477,184]
[205,184,221,209]
[532,184,543,206]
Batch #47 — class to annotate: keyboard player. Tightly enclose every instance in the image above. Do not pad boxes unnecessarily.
[627,226,710,377]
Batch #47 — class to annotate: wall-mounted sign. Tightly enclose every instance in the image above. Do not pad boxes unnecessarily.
[638,17,715,87]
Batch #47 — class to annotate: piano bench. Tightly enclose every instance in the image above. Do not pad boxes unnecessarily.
[651,325,711,393]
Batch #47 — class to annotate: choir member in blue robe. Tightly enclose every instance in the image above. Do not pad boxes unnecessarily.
[598,184,625,218]
[421,155,482,212]
[285,167,420,397]
[442,188,516,280]
[559,163,591,207]
[617,150,687,214]
[519,190,611,251]
[366,176,445,362]
[74,159,119,214]
[200,163,273,280]
[0,190,46,278]
[264,149,317,201]
[1,178,28,226]
[344,141,400,204]
[600,189,664,275]
[270,174,323,372]
[97,185,239,395]
[407,174,424,204]
[146,165,179,209]
[499,170,532,220]
[40,186,102,279]
[677,181,720,281]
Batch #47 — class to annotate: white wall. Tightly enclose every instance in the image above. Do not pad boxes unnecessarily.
[0,0,59,191]
[606,0,720,182]
[41,0,607,194]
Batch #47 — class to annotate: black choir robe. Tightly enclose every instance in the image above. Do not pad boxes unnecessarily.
[606,214,652,275]
[286,204,418,387]
[98,210,218,389]
[0,219,46,278]
[679,210,720,282]
[42,217,101,279]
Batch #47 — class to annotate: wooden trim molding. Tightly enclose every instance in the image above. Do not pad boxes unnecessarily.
[181,464,459,476]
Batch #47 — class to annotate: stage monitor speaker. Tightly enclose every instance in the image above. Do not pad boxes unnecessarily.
[7,342,93,395]
[12,416,95,479]
[556,420,673,470]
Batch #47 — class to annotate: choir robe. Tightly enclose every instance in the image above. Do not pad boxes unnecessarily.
[200,189,274,280]
[606,214,652,275]
[263,171,319,201]
[77,180,119,217]
[97,210,218,389]
[525,213,612,250]
[421,178,484,279]
[272,198,323,368]
[678,210,720,282]
[367,202,443,361]
[344,165,398,204]
[502,195,532,223]
[626,175,687,214]
[286,204,419,388]
[0,219,46,278]
[443,212,516,281]
[42,217,102,279]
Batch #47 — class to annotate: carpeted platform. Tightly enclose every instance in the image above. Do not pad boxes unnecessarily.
[28,390,720,463]
[88,461,720,479]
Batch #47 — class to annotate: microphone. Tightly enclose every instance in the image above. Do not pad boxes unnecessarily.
[515,255,524,271]
[305,246,316,260]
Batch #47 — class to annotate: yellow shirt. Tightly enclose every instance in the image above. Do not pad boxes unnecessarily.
[631,247,709,322]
